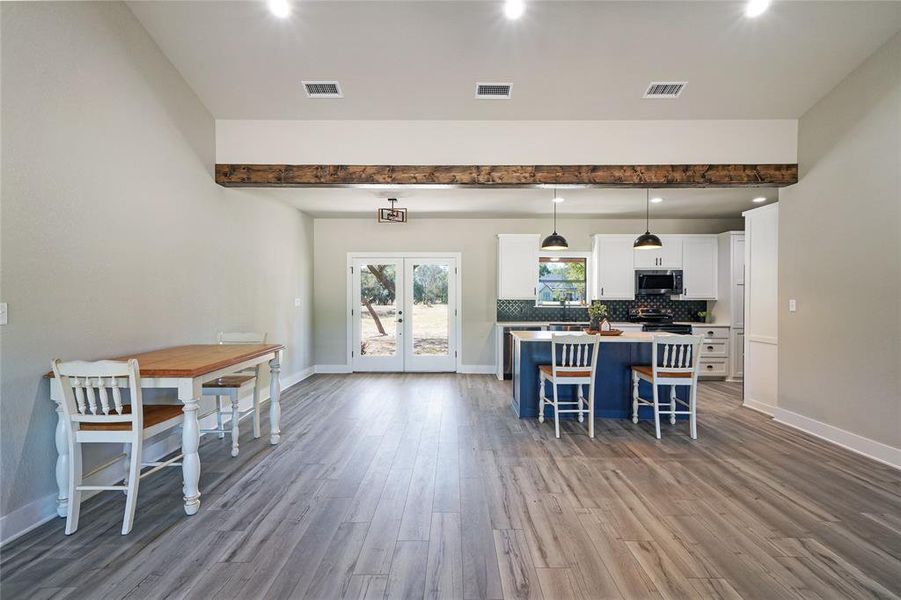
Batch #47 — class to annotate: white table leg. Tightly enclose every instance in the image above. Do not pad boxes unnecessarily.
[179,382,202,515]
[53,401,69,518]
[269,353,281,445]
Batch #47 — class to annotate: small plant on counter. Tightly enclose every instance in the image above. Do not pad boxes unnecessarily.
[588,301,609,331]
[697,310,711,324]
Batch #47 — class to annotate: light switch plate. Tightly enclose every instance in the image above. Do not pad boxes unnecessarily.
[0,302,7,325]
[789,299,797,312]
[294,298,302,307]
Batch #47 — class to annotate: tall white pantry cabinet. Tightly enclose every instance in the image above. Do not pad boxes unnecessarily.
[712,231,745,380]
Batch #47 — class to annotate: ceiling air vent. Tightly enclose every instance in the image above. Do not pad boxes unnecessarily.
[475,82,513,99]
[302,80,343,98]
[643,81,686,98]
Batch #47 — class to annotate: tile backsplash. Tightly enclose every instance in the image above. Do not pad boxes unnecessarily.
[497,297,708,322]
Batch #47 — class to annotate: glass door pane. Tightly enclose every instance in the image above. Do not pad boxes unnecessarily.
[410,263,449,356]
[359,263,398,357]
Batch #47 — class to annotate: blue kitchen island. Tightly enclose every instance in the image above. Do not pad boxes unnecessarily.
[510,330,688,420]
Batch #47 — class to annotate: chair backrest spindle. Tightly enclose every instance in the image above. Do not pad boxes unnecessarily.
[51,359,143,431]
[651,335,702,379]
[550,333,601,378]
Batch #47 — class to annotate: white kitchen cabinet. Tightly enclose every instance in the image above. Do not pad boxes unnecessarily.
[692,325,731,379]
[712,231,746,380]
[681,236,718,299]
[732,329,745,379]
[592,235,635,300]
[633,235,682,269]
[497,234,540,299]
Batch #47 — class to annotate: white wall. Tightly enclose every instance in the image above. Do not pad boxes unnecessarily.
[778,32,901,457]
[0,1,314,540]
[216,119,798,165]
[313,217,743,368]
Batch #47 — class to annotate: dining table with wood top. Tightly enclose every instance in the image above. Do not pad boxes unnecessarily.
[48,343,285,518]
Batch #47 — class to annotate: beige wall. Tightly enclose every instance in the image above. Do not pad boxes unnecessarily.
[779,32,901,448]
[313,217,743,367]
[0,2,314,532]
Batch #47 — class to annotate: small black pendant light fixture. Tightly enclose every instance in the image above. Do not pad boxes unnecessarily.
[634,188,663,249]
[541,188,569,251]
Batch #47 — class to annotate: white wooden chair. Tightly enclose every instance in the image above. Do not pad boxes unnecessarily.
[51,359,184,535]
[201,332,266,457]
[538,333,600,438]
[630,334,703,439]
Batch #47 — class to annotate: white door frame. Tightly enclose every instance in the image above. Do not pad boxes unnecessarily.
[346,252,463,373]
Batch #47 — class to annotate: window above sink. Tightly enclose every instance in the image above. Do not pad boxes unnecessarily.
[537,254,589,306]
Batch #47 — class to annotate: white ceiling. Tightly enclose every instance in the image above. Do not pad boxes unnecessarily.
[128,0,901,120]
[237,186,778,218]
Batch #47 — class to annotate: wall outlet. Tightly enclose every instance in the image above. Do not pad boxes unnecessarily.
[294,297,302,307]
[0,303,7,325]
[789,299,797,312]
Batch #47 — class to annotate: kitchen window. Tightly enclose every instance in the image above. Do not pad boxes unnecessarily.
[537,255,588,306]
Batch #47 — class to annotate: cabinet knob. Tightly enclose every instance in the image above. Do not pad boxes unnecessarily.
[707,331,714,336]
[706,365,713,369]
[707,346,714,351]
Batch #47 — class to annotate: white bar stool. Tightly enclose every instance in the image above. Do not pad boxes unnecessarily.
[630,334,703,439]
[201,332,267,457]
[538,333,600,438]
[51,359,184,535]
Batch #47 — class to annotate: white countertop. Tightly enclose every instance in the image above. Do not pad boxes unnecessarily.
[497,321,731,328]
[511,330,662,343]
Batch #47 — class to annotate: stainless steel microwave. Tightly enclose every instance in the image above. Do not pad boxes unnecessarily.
[635,270,683,295]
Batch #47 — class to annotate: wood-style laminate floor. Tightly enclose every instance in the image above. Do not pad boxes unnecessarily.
[2,375,900,599]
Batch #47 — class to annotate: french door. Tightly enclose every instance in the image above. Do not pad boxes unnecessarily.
[351,256,458,372]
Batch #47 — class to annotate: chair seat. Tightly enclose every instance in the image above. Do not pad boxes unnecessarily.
[631,365,693,379]
[79,405,183,431]
[538,364,592,379]
[202,374,257,389]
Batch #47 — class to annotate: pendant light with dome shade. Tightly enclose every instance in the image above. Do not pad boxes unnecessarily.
[541,188,569,251]
[634,189,663,250]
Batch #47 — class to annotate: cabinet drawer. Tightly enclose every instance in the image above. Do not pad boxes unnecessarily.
[699,340,728,357]
[699,359,728,377]
[692,326,729,340]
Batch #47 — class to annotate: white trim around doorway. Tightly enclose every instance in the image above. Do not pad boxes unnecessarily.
[346,252,463,373]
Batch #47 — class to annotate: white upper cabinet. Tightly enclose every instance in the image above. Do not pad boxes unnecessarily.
[497,234,540,299]
[681,236,718,299]
[633,235,683,269]
[592,235,635,300]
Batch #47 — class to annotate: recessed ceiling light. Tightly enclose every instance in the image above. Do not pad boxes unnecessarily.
[752,196,767,203]
[504,0,525,20]
[745,0,771,18]
[267,0,291,18]
[650,197,663,204]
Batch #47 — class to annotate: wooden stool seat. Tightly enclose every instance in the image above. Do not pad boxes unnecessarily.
[79,404,183,431]
[631,365,692,379]
[203,374,256,388]
[538,364,592,378]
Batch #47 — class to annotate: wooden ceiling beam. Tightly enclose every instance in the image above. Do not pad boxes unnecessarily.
[215,163,798,188]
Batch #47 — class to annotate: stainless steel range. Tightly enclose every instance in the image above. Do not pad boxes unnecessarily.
[627,308,693,334]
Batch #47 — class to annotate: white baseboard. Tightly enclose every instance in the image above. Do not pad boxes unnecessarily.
[772,407,901,470]
[284,366,314,388]
[742,398,775,416]
[0,368,310,547]
[458,364,496,374]
[315,364,352,374]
